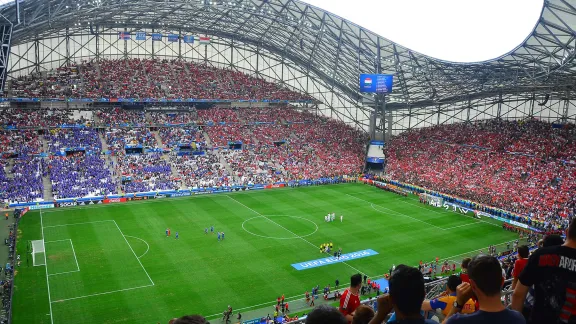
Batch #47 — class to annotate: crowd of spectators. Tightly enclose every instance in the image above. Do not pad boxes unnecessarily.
[45,128,102,153]
[168,152,232,188]
[0,107,366,201]
[105,127,159,155]
[48,154,116,199]
[115,154,178,192]
[0,130,42,155]
[197,107,240,124]
[0,108,91,128]
[0,157,43,203]
[7,59,313,101]
[149,111,197,125]
[8,65,81,98]
[97,108,146,126]
[385,119,576,230]
[159,127,205,149]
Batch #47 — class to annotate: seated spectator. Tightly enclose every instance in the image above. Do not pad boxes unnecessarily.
[444,255,525,323]
[369,265,436,324]
[352,305,375,324]
[513,218,576,323]
[306,304,347,324]
[422,275,476,316]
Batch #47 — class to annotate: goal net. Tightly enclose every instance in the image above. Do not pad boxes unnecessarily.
[419,193,444,208]
[31,240,46,266]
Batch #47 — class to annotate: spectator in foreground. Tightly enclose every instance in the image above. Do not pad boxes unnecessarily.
[369,265,436,324]
[339,273,362,322]
[512,219,576,323]
[352,305,375,324]
[511,245,530,290]
[422,275,476,316]
[443,255,525,323]
[306,304,347,324]
[521,234,565,319]
[168,315,208,324]
[459,258,471,283]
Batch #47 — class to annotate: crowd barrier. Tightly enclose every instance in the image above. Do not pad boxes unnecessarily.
[8,177,356,209]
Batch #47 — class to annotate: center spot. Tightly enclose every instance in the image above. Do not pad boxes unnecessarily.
[242,215,318,240]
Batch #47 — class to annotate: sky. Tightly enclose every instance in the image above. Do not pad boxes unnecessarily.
[302,0,544,63]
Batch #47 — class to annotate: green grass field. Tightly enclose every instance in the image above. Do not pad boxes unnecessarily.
[12,183,519,324]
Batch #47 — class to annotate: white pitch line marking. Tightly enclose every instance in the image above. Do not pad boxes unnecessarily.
[226,195,366,275]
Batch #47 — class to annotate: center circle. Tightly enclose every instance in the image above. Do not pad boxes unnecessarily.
[242,215,318,240]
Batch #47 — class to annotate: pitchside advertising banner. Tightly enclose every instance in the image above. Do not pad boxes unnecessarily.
[359,74,394,94]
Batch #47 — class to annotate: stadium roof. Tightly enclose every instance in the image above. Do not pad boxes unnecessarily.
[1,0,575,110]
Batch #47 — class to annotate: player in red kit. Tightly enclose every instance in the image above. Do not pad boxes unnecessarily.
[339,273,362,323]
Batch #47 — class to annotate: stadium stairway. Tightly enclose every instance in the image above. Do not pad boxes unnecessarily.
[5,159,13,180]
[42,171,54,201]
[40,136,54,201]
[153,131,164,148]
[203,130,240,182]
[97,132,122,193]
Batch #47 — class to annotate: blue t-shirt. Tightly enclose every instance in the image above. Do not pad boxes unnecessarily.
[445,309,525,324]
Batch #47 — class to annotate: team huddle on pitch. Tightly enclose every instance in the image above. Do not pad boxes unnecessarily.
[325,213,343,222]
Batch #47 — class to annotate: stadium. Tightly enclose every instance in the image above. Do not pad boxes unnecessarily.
[0,0,573,323]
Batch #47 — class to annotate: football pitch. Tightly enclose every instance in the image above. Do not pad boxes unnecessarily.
[12,183,519,324]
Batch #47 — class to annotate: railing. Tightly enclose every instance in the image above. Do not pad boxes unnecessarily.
[256,278,515,324]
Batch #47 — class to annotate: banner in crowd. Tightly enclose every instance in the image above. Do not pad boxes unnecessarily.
[168,34,179,42]
[152,33,162,41]
[136,32,146,41]
[366,157,385,163]
[199,37,211,45]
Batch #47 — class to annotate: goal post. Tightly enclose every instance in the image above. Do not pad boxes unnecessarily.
[31,240,46,267]
[419,193,444,207]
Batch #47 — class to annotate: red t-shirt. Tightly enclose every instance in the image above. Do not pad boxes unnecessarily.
[513,258,529,278]
[339,288,360,318]
[460,272,470,283]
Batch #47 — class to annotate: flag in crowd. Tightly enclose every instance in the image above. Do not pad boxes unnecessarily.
[183,35,195,44]
[119,32,131,40]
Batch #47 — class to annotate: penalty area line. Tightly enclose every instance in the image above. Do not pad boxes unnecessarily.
[51,284,155,303]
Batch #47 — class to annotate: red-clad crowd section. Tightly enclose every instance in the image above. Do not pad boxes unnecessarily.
[8,59,313,101]
[386,119,576,225]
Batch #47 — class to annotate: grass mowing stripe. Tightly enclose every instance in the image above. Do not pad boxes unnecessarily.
[42,220,115,228]
[39,209,55,324]
[346,193,446,230]
[401,198,503,228]
[12,184,520,323]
